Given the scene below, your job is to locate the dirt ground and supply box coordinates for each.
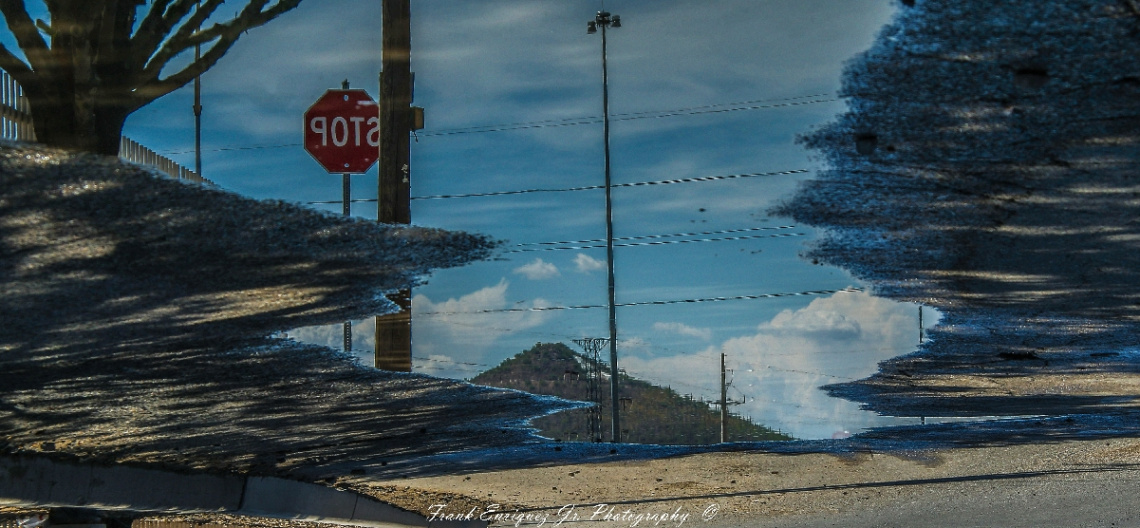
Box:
[388,439,1140,526]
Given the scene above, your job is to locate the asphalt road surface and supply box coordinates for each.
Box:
[725,465,1140,528]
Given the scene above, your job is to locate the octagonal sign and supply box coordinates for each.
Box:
[303,89,380,174]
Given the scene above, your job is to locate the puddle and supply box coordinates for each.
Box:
[287,291,946,441]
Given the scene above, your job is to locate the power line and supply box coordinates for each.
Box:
[412,363,485,373]
[410,355,493,368]
[764,365,857,381]
[417,287,864,316]
[633,372,718,395]
[513,225,796,247]
[506,231,806,253]
[425,93,832,135]
[412,168,809,200]
[162,142,299,155]
[158,93,839,155]
[421,93,836,136]
[304,168,809,204]
[419,97,838,137]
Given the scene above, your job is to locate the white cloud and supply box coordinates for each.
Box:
[621,291,939,439]
[653,321,712,341]
[284,324,343,354]
[412,279,550,353]
[574,253,605,273]
[414,354,471,378]
[620,337,650,353]
[513,258,560,280]
[285,317,376,366]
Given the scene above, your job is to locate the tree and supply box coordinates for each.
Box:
[0,0,302,155]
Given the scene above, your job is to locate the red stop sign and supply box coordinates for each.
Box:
[303,89,380,174]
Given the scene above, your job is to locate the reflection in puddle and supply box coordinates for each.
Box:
[620,290,940,439]
[287,290,943,441]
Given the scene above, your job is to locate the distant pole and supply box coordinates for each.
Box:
[587,8,622,444]
[918,304,924,344]
[375,0,413,371]
[574,338,607,442]
[720,353,728,443]
[193,0,202,177]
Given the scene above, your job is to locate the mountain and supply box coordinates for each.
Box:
[472,342,793,444]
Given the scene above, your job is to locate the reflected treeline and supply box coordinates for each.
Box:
[471,343,793,444]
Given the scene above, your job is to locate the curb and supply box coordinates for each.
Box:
[0,456,484,528]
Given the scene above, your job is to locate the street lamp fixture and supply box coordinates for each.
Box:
[587,9,622,443]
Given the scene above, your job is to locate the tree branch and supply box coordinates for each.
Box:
[0,41,34,84]
[132,0,225,84]
[97,0,143,57]
[132,0,202,70]
[131,0,303,110]
[143,0,259,75]
[0,0,51,72]
[133,0,175,47]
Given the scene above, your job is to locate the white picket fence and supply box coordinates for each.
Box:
[0,70,210,185]
[118,136,207,183]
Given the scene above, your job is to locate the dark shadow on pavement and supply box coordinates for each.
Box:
[775,1,1140,419]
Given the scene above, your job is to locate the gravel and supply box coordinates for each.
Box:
[0,141,578,479]
[774,0,1140,418]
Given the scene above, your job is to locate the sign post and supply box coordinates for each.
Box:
[304,85,380,354]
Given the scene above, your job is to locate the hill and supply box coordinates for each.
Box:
[472,342,793,444]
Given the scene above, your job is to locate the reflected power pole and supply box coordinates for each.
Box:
[716,353,745,443]
[574,338,608,442]
[721,353,728,442]
[375,0,413,371]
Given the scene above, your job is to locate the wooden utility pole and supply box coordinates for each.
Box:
[717,353,745,443]
[375,0,413,372]
[720,353,728,443]
[918,304,925,344]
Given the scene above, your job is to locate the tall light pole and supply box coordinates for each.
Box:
[587,10,621,443]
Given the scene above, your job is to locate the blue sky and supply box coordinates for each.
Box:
[9,1,939,439]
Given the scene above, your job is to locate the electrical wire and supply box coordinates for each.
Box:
[634,373,718,396]
[424,93,832,135]
[421,93,835,136]
[411,168,809,200]
[764,365,857,381]
[411,355,494,368]
[303,168,809,204]
[158,92,839,155]
[417,287,864,316]
[412,363,485,373]
[505,231,805,253]
[418,97,838,137]
[512,225,796,247]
